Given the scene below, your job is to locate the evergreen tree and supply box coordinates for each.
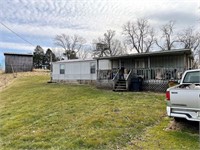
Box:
[33,45,44,68]
[44,48,57,69]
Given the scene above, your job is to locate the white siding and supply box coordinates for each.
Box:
[99,59,111,70]
[52,60,97,81]
[52,63,60,74]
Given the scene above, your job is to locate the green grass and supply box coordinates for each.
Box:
[126,117,199,149]
[0,74,199,149]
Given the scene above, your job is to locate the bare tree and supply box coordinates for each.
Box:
[110,39,127,56]
[54,34,86,59]
[77,48,90,59]
[93,30,127,57]
[156,21,178,50]
[104,30,115,55]
[51,48,65,61]
[122,18,155,53]
[178,27,200,66]
[178,27,200,53]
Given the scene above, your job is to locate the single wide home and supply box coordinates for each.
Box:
[4,53,33,73]
[52,49,194,92]
[52,59,97,84]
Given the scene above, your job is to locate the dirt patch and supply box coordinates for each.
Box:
[165,119,199,133]
[165,120,184,131]
[0,69,50,91]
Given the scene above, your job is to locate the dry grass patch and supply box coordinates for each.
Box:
[0,69,50,91]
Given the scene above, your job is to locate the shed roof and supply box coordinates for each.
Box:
[4,53,33,57]
[95,49,192,60]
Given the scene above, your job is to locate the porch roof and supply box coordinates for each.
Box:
[95,49,192,60]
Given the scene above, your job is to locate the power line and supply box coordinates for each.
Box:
[0,22,35,47]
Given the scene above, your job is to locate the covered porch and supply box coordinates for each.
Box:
[96,49,193,92]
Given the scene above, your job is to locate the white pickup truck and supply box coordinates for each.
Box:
[166,69,200,121]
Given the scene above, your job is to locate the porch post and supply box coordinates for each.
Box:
[111,59,113,70]
[184,53,187,70]
[199,50,200,67]
[119,59,121,69]
[97,59,99,80]
[148,57,151,79]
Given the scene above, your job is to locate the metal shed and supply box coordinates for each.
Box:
[4,53,33,73]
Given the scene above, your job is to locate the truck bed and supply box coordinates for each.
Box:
[166,69,200,121]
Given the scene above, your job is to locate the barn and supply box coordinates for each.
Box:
[52,59,97,84]
[4,53,33,73]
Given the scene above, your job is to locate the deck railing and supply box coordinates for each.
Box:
[97,69,118,80]
[112,69,120,90]
[131,67,185,80]
[125,70,132,90]
[97,67,185,81]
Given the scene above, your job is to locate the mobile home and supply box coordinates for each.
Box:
[52,59,97,84]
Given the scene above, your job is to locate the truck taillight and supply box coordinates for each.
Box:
[166,91,170,101]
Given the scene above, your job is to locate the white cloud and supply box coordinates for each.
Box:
[1,0,199,33]
[0,22,105,44]
[0,42,34,51]
[0,42,49,52]
[0,0,199,50]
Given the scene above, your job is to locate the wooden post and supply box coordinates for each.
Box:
[50,52,52,82]
[148,57,151,79]
[199,50,200,68]
[119,59,121,69]
[11,64,17,78]
[183,53,187,70]
[97,59,99,80]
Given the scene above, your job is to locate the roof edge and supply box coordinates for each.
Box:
[4,53,33,56]
[95,49,192,60]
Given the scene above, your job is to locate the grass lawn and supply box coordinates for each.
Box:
[0,73,199,149]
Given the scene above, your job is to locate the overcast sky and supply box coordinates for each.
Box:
[0,0,199,67]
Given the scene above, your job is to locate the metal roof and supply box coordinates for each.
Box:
[4,53,33,57]
[95,49,192,60]
[53,58,95,64]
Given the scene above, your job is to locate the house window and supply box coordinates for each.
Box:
[60,64,65,74]
[90,63,96,74]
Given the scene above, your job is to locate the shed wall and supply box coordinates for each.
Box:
[5,55,33,73]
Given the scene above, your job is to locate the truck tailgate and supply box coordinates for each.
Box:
[170,89,200,109]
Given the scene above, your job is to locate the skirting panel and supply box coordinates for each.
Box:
[142,80,169,92]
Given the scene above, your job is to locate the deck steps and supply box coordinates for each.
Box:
[113,79,127,91]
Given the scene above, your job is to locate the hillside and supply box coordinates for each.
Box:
[0,71,199,149]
